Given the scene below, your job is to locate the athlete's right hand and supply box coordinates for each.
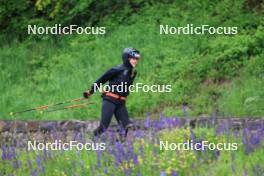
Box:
[83,90,91,98]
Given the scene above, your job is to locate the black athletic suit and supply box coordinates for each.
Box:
[89,48,139,137]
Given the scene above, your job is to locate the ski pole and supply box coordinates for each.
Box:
[10,97,87,115]
[46,102,95,112]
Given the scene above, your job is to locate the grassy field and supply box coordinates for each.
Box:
[1,0,264,120]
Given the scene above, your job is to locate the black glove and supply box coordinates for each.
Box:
[83,90,91,98]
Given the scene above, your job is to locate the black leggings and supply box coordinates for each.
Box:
[94,100,131,137]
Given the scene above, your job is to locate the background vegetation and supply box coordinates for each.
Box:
[0,0,264,119]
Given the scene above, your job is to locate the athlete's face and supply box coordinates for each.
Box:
[129,57,139,67]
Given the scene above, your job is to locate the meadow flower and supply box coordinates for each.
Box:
[144,116,151,129]
[249,132,261,146]
[5,146,16,160]
[113,150,122,165]
[135,172,141,176]
[36,155,44,173]
[242,128,252,153]
[160,170,166,176]
[127,140,134,156]
[170,170,178,176]
[31,169,38,176]
[27,158,33,169]
[104,167,108,174]
[13,160,18,169]
[96,148,101,167]
[1,145,6,160]
[133,154,139,165]
[124,168,131,176]
[139,144,144,155]
[190,129,196,141]
[215,126,222,136]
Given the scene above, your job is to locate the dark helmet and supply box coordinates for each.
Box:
[122,47,141,67]
[128,50,141,59]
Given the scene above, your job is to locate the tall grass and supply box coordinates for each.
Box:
[0,0,264,119]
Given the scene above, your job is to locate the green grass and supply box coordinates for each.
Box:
[0,0,264,119]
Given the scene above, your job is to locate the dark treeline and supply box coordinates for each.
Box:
[1,0,262,41]
[0,0,171,41]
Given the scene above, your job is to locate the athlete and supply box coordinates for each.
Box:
[83,47,141,137]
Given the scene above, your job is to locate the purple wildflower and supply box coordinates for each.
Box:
[136,172,141,176]
[144,116,151,129]
[134,130,142,138]
[160,170,166,176]
[31,169,38,176]
[190,129,196,141]
[242,128,252,153]
[216,125,222,136]
[13,160,18,169]
[36,155,44,173]
[139,145,144,156]
[1,145,6,160]
[104,167,108,174]
[127,140,134,159]
[124,168,131,176]
[133,154,139,165]
[171,170,178,176]
[96,149,101,167]
[250,132,261,146]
